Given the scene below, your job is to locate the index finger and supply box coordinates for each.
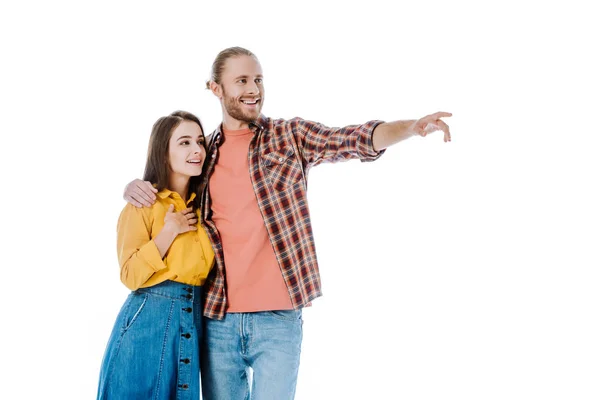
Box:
[429,111,452,120]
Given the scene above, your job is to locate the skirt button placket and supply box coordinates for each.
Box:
[177,286,194,399]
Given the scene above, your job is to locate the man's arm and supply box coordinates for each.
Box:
[372,111,452,151]
[291,118,385,168]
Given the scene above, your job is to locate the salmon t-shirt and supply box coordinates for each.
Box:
[209,127,293,312]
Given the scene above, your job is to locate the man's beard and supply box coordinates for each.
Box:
[223,88,261,124]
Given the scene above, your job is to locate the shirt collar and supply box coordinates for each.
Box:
[157,189,196,204]
[250,114,268,132]
[215,114,267,139]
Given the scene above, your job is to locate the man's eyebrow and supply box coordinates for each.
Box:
[234,74,263,80]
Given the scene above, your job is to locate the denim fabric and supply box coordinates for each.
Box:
[97,281,203,400]
[201,310,303,400]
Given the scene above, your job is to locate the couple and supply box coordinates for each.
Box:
[97,46,452,399]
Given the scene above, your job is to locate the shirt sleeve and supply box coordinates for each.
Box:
[117,204,168,291]
[290,118,386,168]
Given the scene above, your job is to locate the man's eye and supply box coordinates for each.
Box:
[238,79,246,84]
[255,78,263,84]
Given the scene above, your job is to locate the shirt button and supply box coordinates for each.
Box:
[181,358,191,364]
[182,333,191,339]
[183,307,192,313]
[278,157,283,162]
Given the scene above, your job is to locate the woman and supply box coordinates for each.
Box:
[97,111,214,399]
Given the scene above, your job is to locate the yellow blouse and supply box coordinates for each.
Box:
[117,189,214,291]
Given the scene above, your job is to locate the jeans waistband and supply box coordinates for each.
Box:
[136,280,203,303]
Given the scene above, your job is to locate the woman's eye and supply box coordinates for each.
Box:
[181,141,189,145]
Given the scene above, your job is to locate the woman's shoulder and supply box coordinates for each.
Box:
[118,201,166,224]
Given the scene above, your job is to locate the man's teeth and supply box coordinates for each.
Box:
[242,99,258,104]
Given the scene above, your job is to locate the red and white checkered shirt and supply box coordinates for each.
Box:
[200,115,385,319]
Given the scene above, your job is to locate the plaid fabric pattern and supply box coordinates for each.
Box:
[200,115,384,319]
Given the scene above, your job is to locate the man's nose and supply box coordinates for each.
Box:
[247,81,259,94]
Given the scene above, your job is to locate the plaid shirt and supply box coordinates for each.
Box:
[200,115,385,319]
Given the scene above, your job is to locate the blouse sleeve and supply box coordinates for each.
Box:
[116,204,168,290]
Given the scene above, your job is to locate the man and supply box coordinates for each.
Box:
[124,46,451,400]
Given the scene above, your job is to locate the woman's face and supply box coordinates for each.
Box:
[168,121,206,179]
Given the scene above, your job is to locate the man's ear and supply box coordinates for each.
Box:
[209,81,222,99]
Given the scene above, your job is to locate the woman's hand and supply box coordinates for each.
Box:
[164,205,198,235]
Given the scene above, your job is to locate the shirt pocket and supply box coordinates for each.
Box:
[262,146,304,191]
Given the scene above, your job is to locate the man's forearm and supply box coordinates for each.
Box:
[372,120,417,151]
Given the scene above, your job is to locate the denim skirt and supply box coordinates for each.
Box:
[97,280,203,400]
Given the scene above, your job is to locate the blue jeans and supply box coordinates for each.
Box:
[201,310,303,400]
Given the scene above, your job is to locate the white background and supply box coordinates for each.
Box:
[1,0,598,399]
